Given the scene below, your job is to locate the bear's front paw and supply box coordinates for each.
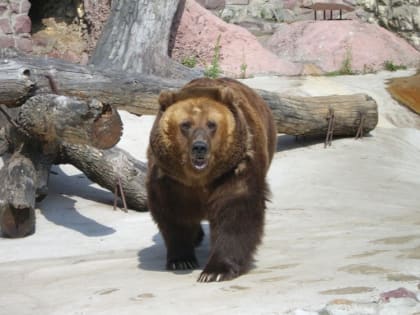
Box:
[166,257,199,270]
[197,260,240,282]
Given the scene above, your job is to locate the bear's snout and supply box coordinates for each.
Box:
[190,129,210,171]
[191,140,209,171]
[191,141,208,157]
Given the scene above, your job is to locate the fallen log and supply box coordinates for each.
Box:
[0,54,378,136]
[258,91,378,137]
[60,143,148,212]
[0,93,125,238]
[16,94,123,150]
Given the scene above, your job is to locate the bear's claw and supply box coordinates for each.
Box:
[197,272,234,282]
[167,259,198,270]
[197,259,240,282]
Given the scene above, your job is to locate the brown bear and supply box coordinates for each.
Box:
[146,77,277,282]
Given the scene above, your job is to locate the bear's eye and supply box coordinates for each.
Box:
[180,121,192,132]
[207,121,217,131]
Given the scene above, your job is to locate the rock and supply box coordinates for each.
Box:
[15,36,32,53]
[9,1,20,14]
[20,0,32,14]
[0,18,13,34]
[0,4,8,16]
[220,0,286,23]
[196,0,226,9]
[172,0,302,76]
[13,15,31,34]
[356,0,420,50]
[380,287,419,302]
[0,35,14,48]
[265,20,420,73]
[82,0,112,52]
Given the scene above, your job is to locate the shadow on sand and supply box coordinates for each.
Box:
[39,194,116,237]
[48,166,116,207]
[38,165,116,237]
[276,133,373,152]
[137,224,210,274]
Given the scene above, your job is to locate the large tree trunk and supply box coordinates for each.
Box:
[89,0,198,80]
[60,144,148,212]
[258,91,378,137]
[0,55,378,136]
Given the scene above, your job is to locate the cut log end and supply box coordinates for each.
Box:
[0,65,36,107]
[91,103,124,149]
[0,206,35,238]
[17,95,123,150]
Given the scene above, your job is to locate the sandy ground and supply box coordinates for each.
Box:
[0,70,419,315]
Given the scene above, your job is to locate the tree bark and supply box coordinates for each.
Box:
[0,151,37,238]
[0,55,378,136]
[258,90,378,137]
[89,0,199,80]
[16,94,123,150]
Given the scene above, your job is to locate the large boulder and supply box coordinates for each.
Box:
[171,0,302,77]
[265,20,420,73]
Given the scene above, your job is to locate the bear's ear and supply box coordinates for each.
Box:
[158,91,176,112]
[217,86,240,115]
[218,87,235,105]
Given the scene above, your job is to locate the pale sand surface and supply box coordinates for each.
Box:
[0,70,419,314]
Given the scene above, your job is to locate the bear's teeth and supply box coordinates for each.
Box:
[192,159,208,170]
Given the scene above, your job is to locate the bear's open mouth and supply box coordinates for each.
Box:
[191,157,208,171]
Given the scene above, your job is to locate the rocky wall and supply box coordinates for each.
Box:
[356,0,420,50]
[0,0,32,53]
[0,0,111,63]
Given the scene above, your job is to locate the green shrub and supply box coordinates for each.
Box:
[326,47,354,76]
[338,48,353,75]
[383,60,407,72]
[204,34,222,79]
[181,56,197,68]
[240,62,247,79]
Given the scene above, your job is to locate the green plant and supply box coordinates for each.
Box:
[181,55,197,68]
[240,62,248,79]
[204,34,222,79]
[325,47,354,76]
[383,60,407,72]
[338,47,353,75]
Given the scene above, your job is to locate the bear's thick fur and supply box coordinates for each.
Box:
[146,78,277,282]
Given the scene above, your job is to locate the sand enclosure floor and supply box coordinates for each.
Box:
[0,70,419,314]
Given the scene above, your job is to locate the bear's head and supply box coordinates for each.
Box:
[150,86,248,186]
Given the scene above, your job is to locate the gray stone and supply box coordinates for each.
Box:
[15,36,32,52]
[226,0,249,4]
[0,18,12,34]
[0,4,8,17]
[0,35,14,48]
[412,6,420,29]
[196,0,226,9]
[9,1,20,14]
[13,14,31,34]
[20,0,32,15]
